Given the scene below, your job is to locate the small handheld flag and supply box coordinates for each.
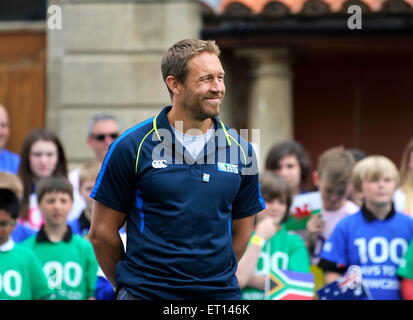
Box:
[285,192,323,231]
[317,265,372,300]
[266,268,315,300]
[284,206,321,231]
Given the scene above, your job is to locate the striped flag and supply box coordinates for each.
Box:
[266,269,315,300]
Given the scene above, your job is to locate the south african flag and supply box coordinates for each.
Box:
[266,269,315,300]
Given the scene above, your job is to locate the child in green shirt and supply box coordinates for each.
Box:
[236,171,310,300]
[0,188,51,300]
[23,177,98,300]
[398,238,413,300]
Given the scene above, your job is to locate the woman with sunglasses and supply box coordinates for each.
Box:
[18,128,84,231]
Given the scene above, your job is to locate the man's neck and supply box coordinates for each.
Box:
[167,106,213,135]
[365,201,392,220]
[44,224,68,242]
[84,208,92,222]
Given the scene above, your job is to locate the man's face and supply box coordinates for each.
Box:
[179,52,225,121]
[79,180,95,210]
[0,210,16,245]
[361,175,397,207]
[39,191,73,228]
[0,106,10,149]
[87,120,119,161]
[319,178,350,211]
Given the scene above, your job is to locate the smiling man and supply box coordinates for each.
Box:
[90,39,264,300]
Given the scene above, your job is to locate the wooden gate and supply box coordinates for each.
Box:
[0,30,46,154]
[294,49,413,169]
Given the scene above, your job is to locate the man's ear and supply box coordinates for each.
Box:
[86,136,93,147]
[165,76,182,96]
[312,170,320,187]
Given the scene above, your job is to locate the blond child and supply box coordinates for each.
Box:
[319,156,413,300]
[69,160,102,237]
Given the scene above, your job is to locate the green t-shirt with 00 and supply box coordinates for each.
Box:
[241,226,310,300]
[0,243,51,300]
[23,234,98,300]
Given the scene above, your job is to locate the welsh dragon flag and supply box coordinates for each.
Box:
[284,191,322,231]
[266,269,315,300]
[284,206,321,231]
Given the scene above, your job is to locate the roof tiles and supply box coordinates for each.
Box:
[199,0,413,14]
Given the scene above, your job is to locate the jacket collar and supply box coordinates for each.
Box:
[361,203,396,222]
[79,210,91,231]
[0,238,14,252]
[153,105,232,149]
[36,225,73,243]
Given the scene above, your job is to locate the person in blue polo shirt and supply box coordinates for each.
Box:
[89,39,264,300]
[0,104,20,174]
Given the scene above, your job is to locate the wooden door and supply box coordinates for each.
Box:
[293,51,413,170]
[0,31,46,154]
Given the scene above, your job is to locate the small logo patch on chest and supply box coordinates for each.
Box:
[217,162,239,174]
[152,160,167,169]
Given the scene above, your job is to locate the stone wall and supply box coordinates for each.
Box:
[47,0,202,169]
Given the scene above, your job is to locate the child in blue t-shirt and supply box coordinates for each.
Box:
[318,155,413,300]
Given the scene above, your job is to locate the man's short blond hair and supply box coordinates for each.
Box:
[352,155,399,192]
[161,39,221,98]
[79,160,102,187]
[0,172,23,200]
